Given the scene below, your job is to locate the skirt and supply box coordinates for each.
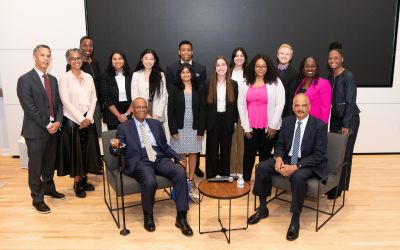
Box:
[57,116,102,177]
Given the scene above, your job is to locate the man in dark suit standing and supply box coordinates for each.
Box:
[110,97,193,236]
[247,94,328,241]
[17,44,65,214]
[166,40,207,177]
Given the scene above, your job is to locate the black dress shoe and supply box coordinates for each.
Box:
[32,201,51,214]
[286,223,300,241]
[44,191,66,200]
[248,208,269,225]
[144,214,156,232]
[81,177,95,192]
[194,167,204,178]
[175,217,193,236]
[74,180,86,198]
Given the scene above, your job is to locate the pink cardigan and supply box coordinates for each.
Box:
[295,77,332,123]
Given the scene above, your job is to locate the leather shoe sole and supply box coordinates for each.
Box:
[286,224,300,241]
[32,201,51,214]
[45,191,66,200]
[248,208,269,225]
[175,219,193,236]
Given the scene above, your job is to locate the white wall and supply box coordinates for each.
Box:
[0,0,399,155]
[0,0,86,155]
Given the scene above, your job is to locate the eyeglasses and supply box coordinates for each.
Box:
[255,65,267,69]
[69,57,83,62]
[134,106,148,110]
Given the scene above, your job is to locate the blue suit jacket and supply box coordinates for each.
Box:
[115,118,181,177]
[275,115,328,178]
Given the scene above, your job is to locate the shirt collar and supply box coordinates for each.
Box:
[34,67,46,78]
[296,115,309,125]
[134,117,147,128]
[181,59,193,65]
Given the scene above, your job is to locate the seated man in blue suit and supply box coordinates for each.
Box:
[110,97,192,236]
[247,94,328,241]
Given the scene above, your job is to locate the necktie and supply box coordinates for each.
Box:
[140,124,157,162]
[43,74,55,117]
[291,121,302,165]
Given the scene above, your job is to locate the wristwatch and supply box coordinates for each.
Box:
[296,164,302,169]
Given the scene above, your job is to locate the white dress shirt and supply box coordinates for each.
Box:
[115,72,128,102]
[288,115,309,158]
[134,118,157,148]
[217,82,226,112]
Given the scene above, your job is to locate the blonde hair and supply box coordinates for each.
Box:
[278,43,293,52]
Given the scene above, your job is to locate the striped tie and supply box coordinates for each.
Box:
[140,124,157,162]
[290,121,302,165]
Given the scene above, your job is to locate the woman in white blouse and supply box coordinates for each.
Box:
[131,49,167,121]
[229,47,248,176]
[57,48,102,198]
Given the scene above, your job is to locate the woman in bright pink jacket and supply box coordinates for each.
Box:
[295,56,331,123]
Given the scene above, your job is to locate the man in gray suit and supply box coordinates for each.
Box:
[17,44,65,213]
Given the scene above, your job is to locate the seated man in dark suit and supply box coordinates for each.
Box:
[248,94,328,241]
[110,97,193,236]
[166,40,207,178]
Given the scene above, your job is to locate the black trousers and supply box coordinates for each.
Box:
[133,153,188,214]
[25,132,59,202]
[243,128,279,181]
[252,158,316,213]
[205,112,233,178]
[327,114,360,196]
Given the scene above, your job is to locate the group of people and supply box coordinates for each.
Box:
[17,36,360,239]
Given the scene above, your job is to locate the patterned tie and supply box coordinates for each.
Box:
[291,121,302,165]
[140,124,157,162]
[43,74,54,117]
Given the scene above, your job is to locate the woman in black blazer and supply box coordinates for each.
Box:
[206,56,238,178]
[168,63,206,202]
[101,50,132,130]
[326,42,360,199]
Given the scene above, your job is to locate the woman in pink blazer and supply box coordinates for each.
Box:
[295,56,331,123]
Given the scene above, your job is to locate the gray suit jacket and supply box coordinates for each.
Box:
[17,69,63,139]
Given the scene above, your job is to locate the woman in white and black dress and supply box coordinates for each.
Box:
[168,63,206,202]
[101,50,132,130]
[57,48,102,198]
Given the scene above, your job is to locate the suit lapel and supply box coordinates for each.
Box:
[31,69,47,98]
[130,120,142,148]
[287,116,296,150]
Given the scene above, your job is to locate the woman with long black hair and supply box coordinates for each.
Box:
[131,49,168,122]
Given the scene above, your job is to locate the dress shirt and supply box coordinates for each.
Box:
[288,115,309,158]
[134,117,157,148]
[231,69,246,87]
[115,72,128,102]
[217,82,226,112]
[180,59,193,65]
